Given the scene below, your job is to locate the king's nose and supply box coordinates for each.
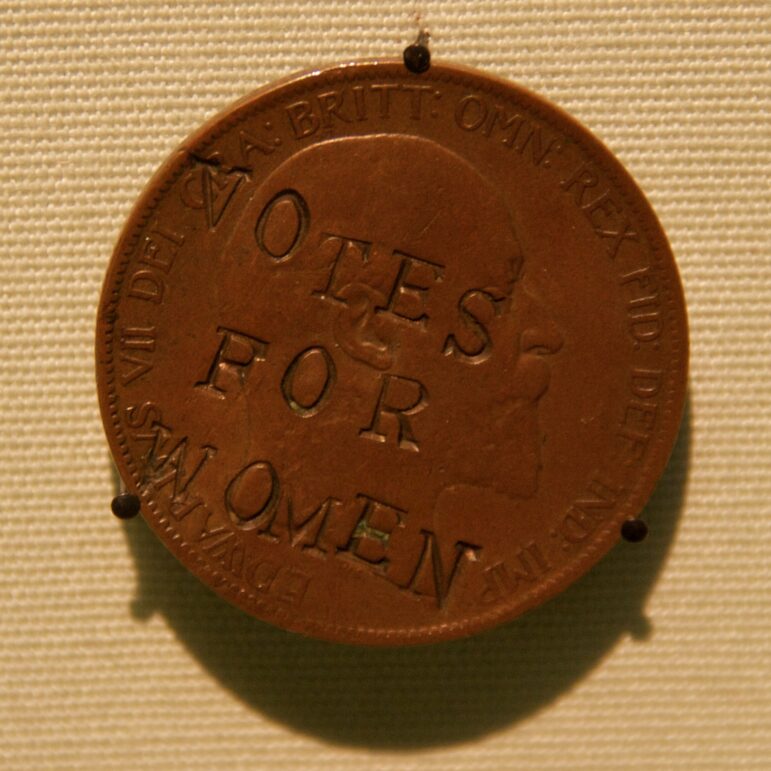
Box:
[517,286,564,355]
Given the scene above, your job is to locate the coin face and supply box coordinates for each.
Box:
[96,60,688,645]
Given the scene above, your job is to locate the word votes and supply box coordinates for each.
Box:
[255,188,502,352]
[194,188,507,453]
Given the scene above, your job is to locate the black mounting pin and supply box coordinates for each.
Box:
[403,31,431,74]
[110,466,141,519]
[621,518,649,543]
[111,471,141,522]
[111,492,141,520]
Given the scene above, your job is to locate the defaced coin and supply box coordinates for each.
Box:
[96,60,688,644]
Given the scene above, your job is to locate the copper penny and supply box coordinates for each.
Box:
[96,60,688,645]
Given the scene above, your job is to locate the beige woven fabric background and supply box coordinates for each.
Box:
[1,1,769,769]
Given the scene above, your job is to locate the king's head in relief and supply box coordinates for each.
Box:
[219,133,564,512]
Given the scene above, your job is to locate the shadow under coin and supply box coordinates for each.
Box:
[122,396,690,749]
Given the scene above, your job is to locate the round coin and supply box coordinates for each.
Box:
[96,60,688,645]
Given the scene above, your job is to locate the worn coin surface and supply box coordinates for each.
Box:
[96,60,688,645]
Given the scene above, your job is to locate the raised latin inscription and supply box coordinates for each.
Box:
[454,94,563,167]
[238,126,282,163]
[615,368,663,466]
[479,542,551,605]
[554,477,623,546]
[126,223,185,306]
[560,162,640,261]
[119,325,155,386]
[620,266,662,346]
[284,83,443,139]
[194,505,311,606]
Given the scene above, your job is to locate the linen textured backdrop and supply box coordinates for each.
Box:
[1,1,769,769]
